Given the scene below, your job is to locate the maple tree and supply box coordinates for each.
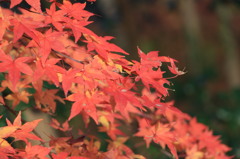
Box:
[0,0,232,158]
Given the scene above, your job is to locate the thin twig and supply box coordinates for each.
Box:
[54,51,85,64]
[161,149,174,158]
[3,103,18,116]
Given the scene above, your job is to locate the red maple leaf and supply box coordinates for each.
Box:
[18,143,51,159]
[10,10,44,43]
[85,35,128,60]
[135,119,178,159]
[168,58,185,75]
[0,50,33,88]
[62,68,79,96]
[65,19,94,43]
[10,0,41,12]
[45,3,65,31]
[29,29,66,63]
[60,1,93,20]
[67,91,101,123]
[33,58,65,87]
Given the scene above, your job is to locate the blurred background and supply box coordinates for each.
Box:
[83,0,240,157]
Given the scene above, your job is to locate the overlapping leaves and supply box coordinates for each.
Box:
[0,0,232,158]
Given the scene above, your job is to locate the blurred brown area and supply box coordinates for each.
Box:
[85,0,240,157]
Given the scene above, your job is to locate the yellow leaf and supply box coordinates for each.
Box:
[186,151,204,159]
[113,137,128,148]
[0,126,18,138]
[0,138,11,148]
[99,116,109,129]
[132,154,146,159]
[115,64,122,73]
[94,140,101,150]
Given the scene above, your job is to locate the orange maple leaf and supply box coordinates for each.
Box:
[6,112,43,143]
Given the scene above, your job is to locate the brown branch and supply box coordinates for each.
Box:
[134,112,154,121]
[3,103,18,117]
[160,149,174,158]
[54,51,85,64]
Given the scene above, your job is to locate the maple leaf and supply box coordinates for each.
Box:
[135,118,155,148]
[132,52,171,97]
[132,61,169,97]
[29,29,66,63]
[102,80,143,119]
[50,119,72,132]
[153,123,178,159]
[9,0,21,9]
[65,19,94,43]
[133,48,184,97]
[5,90,31,107]
[168,58,185,76]
[5,112,42,142]
[99,121,125,140]
[45,3,65,31]
[0,138,15,158]
[18,143,51,159]
[10,10,44,43]
[85,35,128,60]
[0,50,33,88]
[1,78,32,104]
[0,126,19,139]
[198,130,231,157]
[34,89,65,113]
[10,0,41,12]
[61,68,79,96]
[188,118,207,138]
[67,91,102,123]
[135,119,178,159]
[138,48,162,68]
[33,58,65,87]
[60,1,93,20]
[49,136,72,154]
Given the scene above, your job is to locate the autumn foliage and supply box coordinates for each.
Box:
[0,0,231,158]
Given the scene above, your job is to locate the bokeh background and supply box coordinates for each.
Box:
[83,0,240,157]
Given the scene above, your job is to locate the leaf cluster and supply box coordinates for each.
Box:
[0,0,232,158]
